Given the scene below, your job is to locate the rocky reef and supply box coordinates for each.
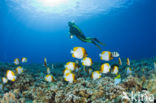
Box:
[0,57,155,103]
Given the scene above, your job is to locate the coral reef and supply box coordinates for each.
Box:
[141,74,156,99]
[0,57,156,102]
[10,73,34,91]
[0,90,25,103]
[27,77,125,103]
[120,74,156,102]
[120,76,142,92]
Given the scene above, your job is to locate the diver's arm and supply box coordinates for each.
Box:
[69,29,74,39]
[70,33,74,39]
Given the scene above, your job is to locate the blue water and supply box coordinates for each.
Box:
[0,0,156,63]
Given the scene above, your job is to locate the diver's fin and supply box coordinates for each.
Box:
[92,41,102,51]
[98,42,105,46]
[93,38,105,46]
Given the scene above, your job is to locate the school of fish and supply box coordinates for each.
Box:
[0,47,135,89]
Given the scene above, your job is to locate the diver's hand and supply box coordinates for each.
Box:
[70,35,73,39]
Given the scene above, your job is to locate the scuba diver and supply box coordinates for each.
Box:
[68,21,105,50]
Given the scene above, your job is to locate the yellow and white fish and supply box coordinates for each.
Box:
[81,57,93,67]
[112,65,119,75]
[111,52,120,57]
[2,77,8,84]
[91,71,101,80]
[64,62,76,71]
[114,74,121,85]
[21,57,27,63]
[71,47,87,59]
[6,70,16,82]
[45,74,54,82]
[118,57,122,65]
[127,58,130,66]
[63,68,72,77]
[99,51,113,61]
[47,67,51,74]
[100,63,111,73]
[14,58,20,65]
[64,72,75,83]
[44,57,47,67]
[16,66,23,74]
[126,67,132,75]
